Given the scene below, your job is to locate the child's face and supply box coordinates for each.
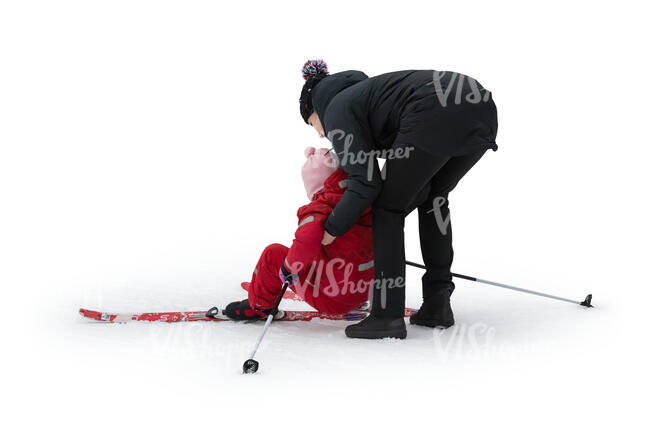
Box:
[308,112,325,138]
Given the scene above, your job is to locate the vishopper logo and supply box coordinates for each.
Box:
[147,323,267,362]
[374,275,405,311]
[431,322,497,361]
[290,257,375,298]
[425,71,492,107]
[426,196,451,235]
[326,128,415,181]
[289,257,404,312]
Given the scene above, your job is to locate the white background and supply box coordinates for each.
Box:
[1,0,648,427]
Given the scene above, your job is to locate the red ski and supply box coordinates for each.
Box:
[79,282,417,324]
[79,308,222,323]
[78,307,373,323]
[79,306,416,324]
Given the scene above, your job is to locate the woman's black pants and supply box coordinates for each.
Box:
[370,147,487,317]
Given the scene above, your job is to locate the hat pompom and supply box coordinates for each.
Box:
[301,59,329,80]
[304,146,316,158]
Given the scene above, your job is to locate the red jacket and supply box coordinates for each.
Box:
[284,168,374,314]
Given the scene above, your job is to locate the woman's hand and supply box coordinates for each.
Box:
[321,230,336,245]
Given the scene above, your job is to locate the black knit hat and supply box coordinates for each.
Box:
[299,59,329,123]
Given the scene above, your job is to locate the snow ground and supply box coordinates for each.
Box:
[3,1,649,427]
[4,258,644,428]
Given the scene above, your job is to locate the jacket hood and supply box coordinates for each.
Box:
[311,70,368,121]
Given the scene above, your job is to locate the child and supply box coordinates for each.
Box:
[224,147,374,320]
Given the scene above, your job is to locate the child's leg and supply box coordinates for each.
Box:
[247,243,290,310]
[247,244,368,315]
[301,280,371,315]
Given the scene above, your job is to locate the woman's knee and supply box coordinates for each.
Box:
[373,189,421,214]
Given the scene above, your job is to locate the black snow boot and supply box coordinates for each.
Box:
[345,315,407,339]
[410,292,455,328]
[223,299,271,321]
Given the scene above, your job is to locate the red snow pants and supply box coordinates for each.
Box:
[247,243,369,314]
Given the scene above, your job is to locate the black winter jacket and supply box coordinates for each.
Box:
[312,69,498,237]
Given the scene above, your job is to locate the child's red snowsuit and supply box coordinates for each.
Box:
[247,168,374,314]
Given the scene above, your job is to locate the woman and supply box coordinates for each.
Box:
[298,60,498,339]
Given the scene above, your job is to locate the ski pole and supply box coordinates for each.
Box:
[242,280,290,374]
[405,260,593,307]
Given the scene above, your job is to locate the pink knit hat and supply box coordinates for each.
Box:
[301,146,339,199]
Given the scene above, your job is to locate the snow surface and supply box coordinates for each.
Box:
[7,259,642,429]
[2,1,649,427]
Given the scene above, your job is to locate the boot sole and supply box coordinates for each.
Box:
[345,328,407,340]
[410,318,454,329]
